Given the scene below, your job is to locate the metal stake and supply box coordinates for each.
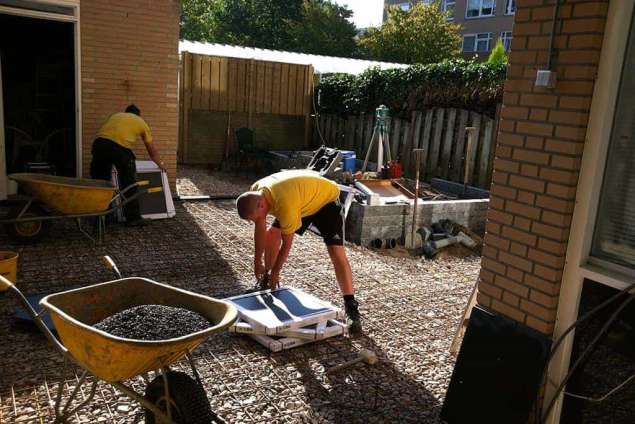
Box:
[410,149,424,249]
[463,127,477,198]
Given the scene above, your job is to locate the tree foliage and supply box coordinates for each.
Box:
[180,0,358,57]
[487,39,508,65]
[317,60,506,117]
[358,2,462,64]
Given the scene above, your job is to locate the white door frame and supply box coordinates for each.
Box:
[0,0,82,196]
[544,1,635,423]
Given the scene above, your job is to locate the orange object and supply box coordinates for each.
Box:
[385,161,403,179]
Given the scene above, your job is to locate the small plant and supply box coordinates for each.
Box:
[487,39,508,66]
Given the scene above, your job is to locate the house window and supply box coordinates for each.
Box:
[505,0,516,15]
[591,25,635,270]
[500,31,513,51]
[463,33,492,52]
[466,0,496,18]
[397,2,410,11]
[443,0,456,19]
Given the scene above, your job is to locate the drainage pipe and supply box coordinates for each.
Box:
[385,238,397,249]
[370,239,383,249]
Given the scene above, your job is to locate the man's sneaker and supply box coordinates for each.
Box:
[345,299,362,335]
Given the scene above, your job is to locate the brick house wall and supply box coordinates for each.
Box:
[80,0,180,188]
[477,0,609,335]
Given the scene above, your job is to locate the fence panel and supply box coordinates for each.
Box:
[313,107,499,189]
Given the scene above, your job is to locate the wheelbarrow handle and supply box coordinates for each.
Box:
[0,274,14,291]
[102,256,123,279]
[0,274,69,356]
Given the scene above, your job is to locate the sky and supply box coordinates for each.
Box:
[333,0,384,29]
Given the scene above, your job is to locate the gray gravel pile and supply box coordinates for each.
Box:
[93,305,210,340]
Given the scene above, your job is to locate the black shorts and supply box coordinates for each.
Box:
[273,201,344,246]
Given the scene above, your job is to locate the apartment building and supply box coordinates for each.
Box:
[383,0,516,59]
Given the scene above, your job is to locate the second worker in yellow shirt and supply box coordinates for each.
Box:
[90,104,167,226]
[236,170,362,334]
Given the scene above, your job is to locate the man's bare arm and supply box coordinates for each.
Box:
[270,233,293,286]
[143,140,167,171]
[254,217,267,278]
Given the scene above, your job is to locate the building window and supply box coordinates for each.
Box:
[500,31,513,51]
[443,0,456,19]
[591,24,635,270]
[466,0,496,18]
[463,33,492,52]
[397,2,410,11]
[505,0,516,15]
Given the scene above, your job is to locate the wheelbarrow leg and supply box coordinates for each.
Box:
[75,218,97,243]
[186,351,203,387]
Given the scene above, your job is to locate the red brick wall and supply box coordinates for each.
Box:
[477,0,609,334]
[80,0,180,187]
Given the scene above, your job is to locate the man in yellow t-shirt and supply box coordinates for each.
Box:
[90,104,166,226]
[236,170,362,334]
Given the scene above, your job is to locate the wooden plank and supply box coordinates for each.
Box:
[399,122,411,166]
[487,103,502,187]
[270,63,281,115]
[390,117,401,159]
[191,54,202,109]
[227,59,236,112]
[219,58,229,111]
[344,115,355,149]
[263,62,273,114]
[210,57,221,110]
[428,108,445,179]
[304,66,313,116]
[440,109,457,179]
[295,66,306,115]
[418,109,433,174]
[363,115,374,165]
[248,59,255,127]
[256,61,266,114]
[468,112,482,185]
[200,56,211,110]
[354,114,365,155]
[324,115,332,144]
[477,117,494,188]
[401,111,416,174]
[451,110,469,182]
[183,52,192,163]
[287,66,298,116]
[279,63,289,115]
[408,112,423,176]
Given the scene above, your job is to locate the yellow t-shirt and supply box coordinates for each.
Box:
[96,112,152,149]
[251,170,340,235]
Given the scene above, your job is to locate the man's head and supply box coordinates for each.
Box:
[125,104,141,116]
[236,191,268,222]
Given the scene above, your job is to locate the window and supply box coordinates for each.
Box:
[466,0,496,18]
[505,0,516,15]
[500,31,513,51]
[463,33,492,52]
[442,0,456,19]
[591,23,635,270]
[397,2,410,11]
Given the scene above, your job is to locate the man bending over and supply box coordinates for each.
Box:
[236,170,361,334]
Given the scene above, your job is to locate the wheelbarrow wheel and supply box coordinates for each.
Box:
[4,204,51,244]
[144,371,218,424]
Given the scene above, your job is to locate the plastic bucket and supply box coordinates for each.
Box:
[341,150,356,172]
[0,251,18,290]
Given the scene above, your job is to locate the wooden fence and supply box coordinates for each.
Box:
[179,51,314,163]
[314,108,499,189]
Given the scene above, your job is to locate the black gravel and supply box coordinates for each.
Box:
[93,305,211,340]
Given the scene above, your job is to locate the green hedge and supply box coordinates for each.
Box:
[316,60,506,118]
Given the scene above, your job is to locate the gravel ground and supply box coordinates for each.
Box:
[0,182,480,423]
[93,305,210,341]
[176,165,256,197]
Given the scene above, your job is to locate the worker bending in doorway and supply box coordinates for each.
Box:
[90,104,166,226]
[236,170,362,334]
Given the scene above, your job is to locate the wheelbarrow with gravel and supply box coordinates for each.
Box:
[0,173,163,243]
[0,256,238,423]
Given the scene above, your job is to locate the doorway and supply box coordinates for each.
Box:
[0,11,77,191]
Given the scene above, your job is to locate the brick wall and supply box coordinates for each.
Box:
[80,0,180,187]
[477,0,609,335]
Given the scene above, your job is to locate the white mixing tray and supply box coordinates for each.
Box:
[225,287,345,336]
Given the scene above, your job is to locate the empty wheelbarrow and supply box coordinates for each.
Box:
[0,257,238,423]
[1,173,162,243]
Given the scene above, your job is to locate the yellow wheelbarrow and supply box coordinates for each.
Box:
[0,173,163,243]
[0,256,238,423]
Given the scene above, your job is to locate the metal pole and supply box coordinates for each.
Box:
[410,149,424,248]
[377,127,384,175]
